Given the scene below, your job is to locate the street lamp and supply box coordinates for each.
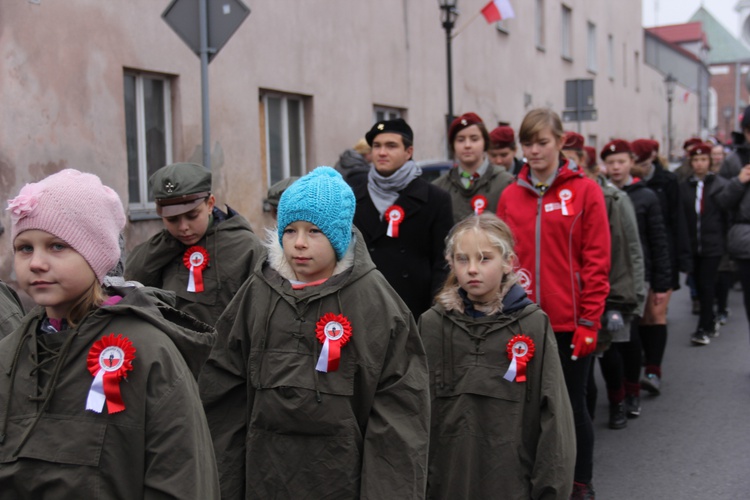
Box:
[723,106,733,143]
[439,0,459,132]
[665,73,677,162]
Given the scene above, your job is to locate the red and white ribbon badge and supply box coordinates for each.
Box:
[183,246,209,292]
[471,195,488,215]
[86,333,136,414]
[385,205,405,238]
[557,187,575,216]
[503,334,535,383]
[315,313,353,372]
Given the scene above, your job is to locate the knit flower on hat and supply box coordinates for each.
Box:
[7,183,44,223]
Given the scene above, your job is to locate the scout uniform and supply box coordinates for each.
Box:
[420,283,575,499]
[200,167,430,499]
[433,113,514,223]
[0,287,220,498]
[125,163,264,326]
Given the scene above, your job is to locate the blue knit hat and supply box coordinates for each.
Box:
[277,167,355,260]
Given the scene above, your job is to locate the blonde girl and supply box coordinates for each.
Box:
[419,213,575,499]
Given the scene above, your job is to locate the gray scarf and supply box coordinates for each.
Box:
[367,160,422,218]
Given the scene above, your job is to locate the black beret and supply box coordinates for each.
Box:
[365,118,414,146]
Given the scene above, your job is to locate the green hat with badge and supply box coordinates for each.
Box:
[149,163,212,217]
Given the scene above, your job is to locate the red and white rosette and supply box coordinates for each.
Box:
[183,246,209,292]
[86,333,136,414]
[503,334,535,383]
[471,195,488,215]
[385,205,405,238]
[315,313,353,372]
[557,187,575,216]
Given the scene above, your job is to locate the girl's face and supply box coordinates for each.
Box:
[521,127,563,179]
[14,229,97,320]
[691,154,711,178]
[453,125,486,170]
[162,196,215,246]
[451,230,510,304]
[282,221,337,283]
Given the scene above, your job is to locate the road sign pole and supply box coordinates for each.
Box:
[199,0,210,169]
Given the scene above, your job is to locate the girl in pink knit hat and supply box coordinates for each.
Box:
[0,169,220,498]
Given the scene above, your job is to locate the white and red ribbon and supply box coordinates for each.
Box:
[315,313,353,372]
[557,187,575,216]
[86,333,135,413]
[471,194,488,215]
[183,246,209,292]
[503,334,535,383]
[385,205,405,238]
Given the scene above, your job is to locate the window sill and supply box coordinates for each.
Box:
[562,55,573,63]
[128,207,161,221]
[587,68,598,76]
[536,45,546,53]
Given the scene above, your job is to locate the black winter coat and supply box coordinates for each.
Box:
[680,174,729,258]
[353,178,453,318]
[643,162,692,288]
[623,181,672,293]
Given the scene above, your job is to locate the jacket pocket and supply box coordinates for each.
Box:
[432,365,523,438]
[0,414,106,466]
[249,349,357,436]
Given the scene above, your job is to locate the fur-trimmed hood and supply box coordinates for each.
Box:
[263,227,357,282]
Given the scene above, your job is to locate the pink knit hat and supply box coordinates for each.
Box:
[7,169,126,283]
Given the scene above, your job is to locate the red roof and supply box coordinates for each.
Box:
[646,22,710,49]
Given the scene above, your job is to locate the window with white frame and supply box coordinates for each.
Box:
[607,34,615,80]
[373,106,402,123]
[587,22,597,72]
[561,5,572,60]
[535,0,545,50]
[263,92,307,186]
[124,71,173,214]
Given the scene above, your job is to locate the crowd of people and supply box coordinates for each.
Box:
[1,105,749,499]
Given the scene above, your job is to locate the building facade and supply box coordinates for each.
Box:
[0,0,698,284]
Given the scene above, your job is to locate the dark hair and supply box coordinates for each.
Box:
[449,122,490,155]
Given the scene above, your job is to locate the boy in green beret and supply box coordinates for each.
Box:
[125,163,263,326]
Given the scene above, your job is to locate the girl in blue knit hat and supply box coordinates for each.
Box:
[199,166,430,499]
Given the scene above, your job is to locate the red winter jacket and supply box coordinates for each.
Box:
[496,160,611,332]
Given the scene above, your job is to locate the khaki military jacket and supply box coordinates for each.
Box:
[125,207,263,326]
[433,159,514,223]
[0,287,220,499]
[199,229,430,499]
[419,284,575,500]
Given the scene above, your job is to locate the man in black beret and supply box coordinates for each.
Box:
[352,119,453,318]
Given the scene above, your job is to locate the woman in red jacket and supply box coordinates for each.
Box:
[496,108,610,499]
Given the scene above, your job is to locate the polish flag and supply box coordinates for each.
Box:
[481,0,515,23]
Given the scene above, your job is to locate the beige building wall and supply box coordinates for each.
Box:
[0,0,697,284]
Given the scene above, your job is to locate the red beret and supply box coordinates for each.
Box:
[630,139,654,163]
[562,131,585,151]
[649,139,660,153]
[600,139,633,161]
[489,126,515,148]
[449,112,484,144]
[688,142,712,157]
[584,146,597,168]
[683,137,702,150]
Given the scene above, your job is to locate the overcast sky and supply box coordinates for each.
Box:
[642,0,740,37]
